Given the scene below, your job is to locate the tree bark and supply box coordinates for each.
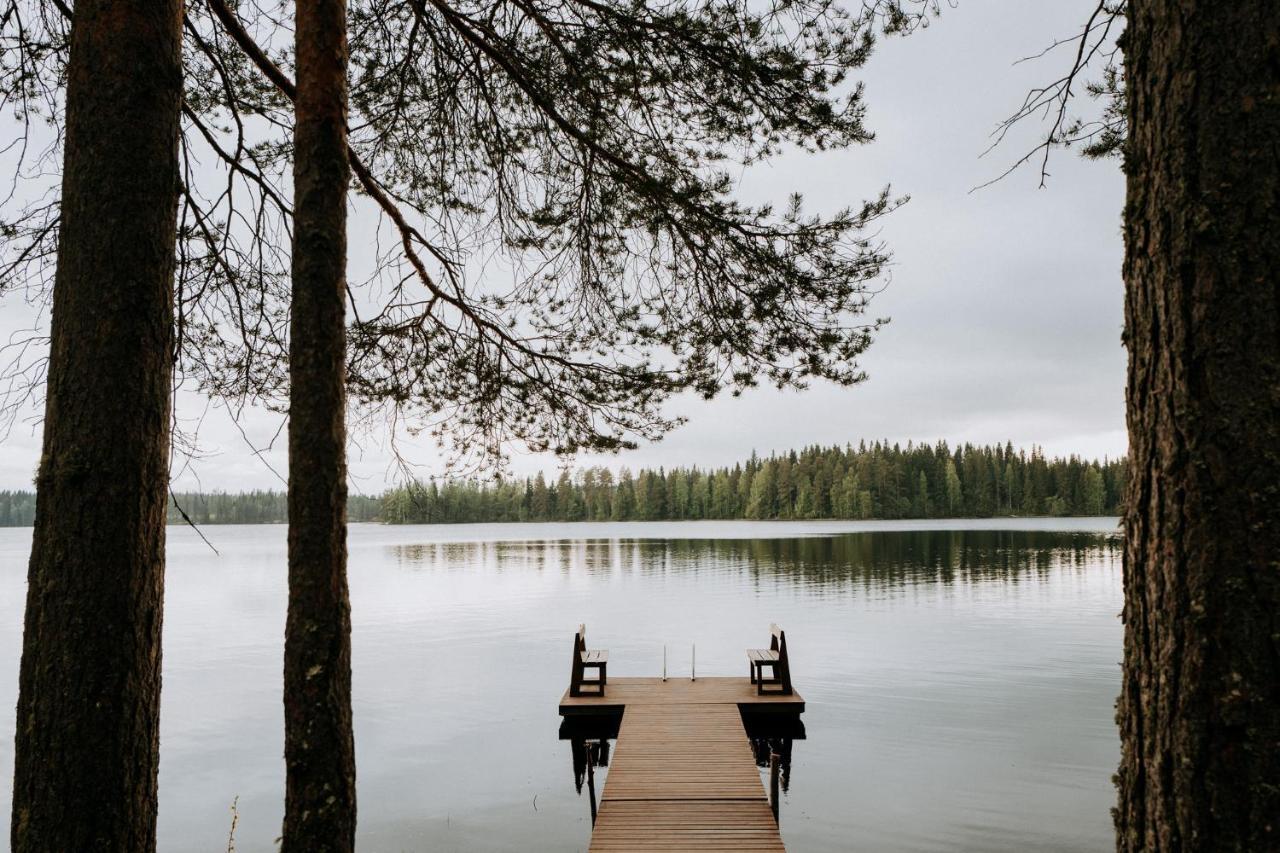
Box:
[1117,2,1280,850]
[9,1,182,850]
[281,0,356,849]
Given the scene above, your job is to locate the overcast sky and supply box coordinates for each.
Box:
[0,1,1126,494]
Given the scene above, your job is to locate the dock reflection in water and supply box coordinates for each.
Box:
[746,712,807,798]
[561,711,621,826]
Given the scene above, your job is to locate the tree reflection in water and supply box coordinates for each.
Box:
[393,529,1122,596]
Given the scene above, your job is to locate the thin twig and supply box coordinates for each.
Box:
[169,489,220,555]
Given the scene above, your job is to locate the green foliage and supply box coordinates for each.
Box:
[0,491,385,527]
[162,492,382,525]
[1,0,957,470]
[0,490,37,526]
[384,440,1126,523]
[0,442,1124,527]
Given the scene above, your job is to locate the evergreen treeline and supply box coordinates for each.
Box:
[166,491,382,525]
[0,491,382,527]
[0,490,37,526]
[0,442,1125,527]
[382,441,1126,524]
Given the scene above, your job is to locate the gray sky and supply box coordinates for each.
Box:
[0,0,1126,493]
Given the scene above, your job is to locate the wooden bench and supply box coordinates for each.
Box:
[747,624,792,696]
[570,624,609,697]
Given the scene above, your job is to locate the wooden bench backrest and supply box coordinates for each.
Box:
[774,626,791,692]
[572,625,587,683]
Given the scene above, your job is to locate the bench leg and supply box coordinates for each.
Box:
[756,662,781,695]
[578,663,606,696]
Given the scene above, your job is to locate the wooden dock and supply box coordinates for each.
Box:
[559,676,805,715]
[559,677,804,851]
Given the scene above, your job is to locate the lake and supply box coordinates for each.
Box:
[0,518,1123,852]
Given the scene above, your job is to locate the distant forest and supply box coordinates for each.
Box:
[388,441,1124,524]
[0,490,382,527]
[0,441,1125,527]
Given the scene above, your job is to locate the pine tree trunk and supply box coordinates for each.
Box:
[281,0,356,849]
[9,1,182,850]
[1116,2,1280,849]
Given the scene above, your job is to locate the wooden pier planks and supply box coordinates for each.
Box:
[588,701,785,852]
[590,802,786,851]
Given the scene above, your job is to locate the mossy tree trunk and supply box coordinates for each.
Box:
[1116,2,1280,849]
[9,1,182,850]
[281,0,356,849]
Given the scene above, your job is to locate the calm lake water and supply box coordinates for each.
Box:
[0,518,1122,852]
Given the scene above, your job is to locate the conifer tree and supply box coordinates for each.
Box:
[380,442,1125,523]
[8,2,181,848]
[1113,3,1280,845]
[281,0,356,846]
